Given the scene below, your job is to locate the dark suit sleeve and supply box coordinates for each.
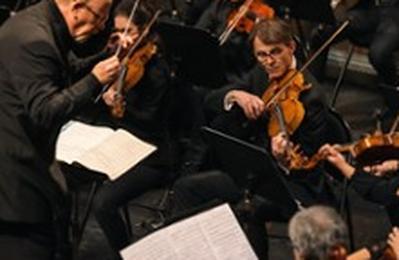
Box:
[351,171,399,206]
[68,50,109,81]
[10,39,102,130]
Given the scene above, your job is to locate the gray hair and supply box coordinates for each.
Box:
[288,206,348,260]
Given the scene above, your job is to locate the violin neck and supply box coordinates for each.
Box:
[273,104,289,137]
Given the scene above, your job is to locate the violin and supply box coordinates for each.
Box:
[108,10,161,118]
[227,0,274,34]
[290,130,399,171]
[219,0,274,45]
[262,69,311,137]
[110,41,157,118]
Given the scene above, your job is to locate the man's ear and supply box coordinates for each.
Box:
[288,40,296,54]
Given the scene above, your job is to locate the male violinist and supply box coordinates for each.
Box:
[172,18,335,260]
[0,0,121,259]
[90,0,176,257]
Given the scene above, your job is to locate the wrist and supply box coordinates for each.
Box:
[338,163,355,179]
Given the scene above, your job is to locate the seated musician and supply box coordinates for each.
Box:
[196,0,274,80]
[312,0,399,117]
[90,0,176,257]
[289,205,399,260]
[319,144,399,226]
[289,206,348,260]
[172,18,336,260]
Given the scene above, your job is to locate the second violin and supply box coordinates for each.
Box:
[106,9,161,118]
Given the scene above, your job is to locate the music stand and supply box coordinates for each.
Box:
[201,127,298,217]
[155,22,226,88]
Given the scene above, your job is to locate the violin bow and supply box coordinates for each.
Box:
[219,0,254,46]
[389,112,399,135]
[114,0,141,58]
[94,0,141,103]
[265,20,350,109]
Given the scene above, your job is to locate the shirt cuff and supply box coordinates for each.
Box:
[224,91,236,111]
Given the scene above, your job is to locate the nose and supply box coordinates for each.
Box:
[262,55,275,66]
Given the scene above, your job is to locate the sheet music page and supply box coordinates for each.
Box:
[121,204,258,260]
[56,121,115,164]
[77,129,156,180]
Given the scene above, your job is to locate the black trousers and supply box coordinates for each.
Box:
[93,164,169,253]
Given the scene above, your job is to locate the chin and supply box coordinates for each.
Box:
[268,70,285,80]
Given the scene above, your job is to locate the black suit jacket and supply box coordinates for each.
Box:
[0,0,102,223]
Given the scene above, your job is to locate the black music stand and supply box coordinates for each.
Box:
[201,127,298,217]
[155,22,226,88]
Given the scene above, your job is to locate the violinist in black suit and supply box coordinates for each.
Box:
[173,18,336,260]
[0,0,121,259]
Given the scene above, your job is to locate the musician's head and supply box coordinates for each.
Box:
[289,206,348,260]
[250,18,296,80]
[56,0,112,43]
[109,0,153,48]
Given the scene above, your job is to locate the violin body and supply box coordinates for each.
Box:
[262,70,311,137]
[227,0,274,34]
[293,132,399,171]
[110,41,157,118]
[350,132,399,166]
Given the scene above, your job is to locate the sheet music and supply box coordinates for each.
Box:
[121,204,258,260]
[56,121,115,164]
[56,121,157,180]
[77,129,156,180]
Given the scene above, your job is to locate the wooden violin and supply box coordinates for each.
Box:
[219,0,274,45]
[290,112,399,170]
[110,40,157,118]
[109,10,161,118]
[289,131,399,171]
[262,69,311,137]
[227,0,274,34]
